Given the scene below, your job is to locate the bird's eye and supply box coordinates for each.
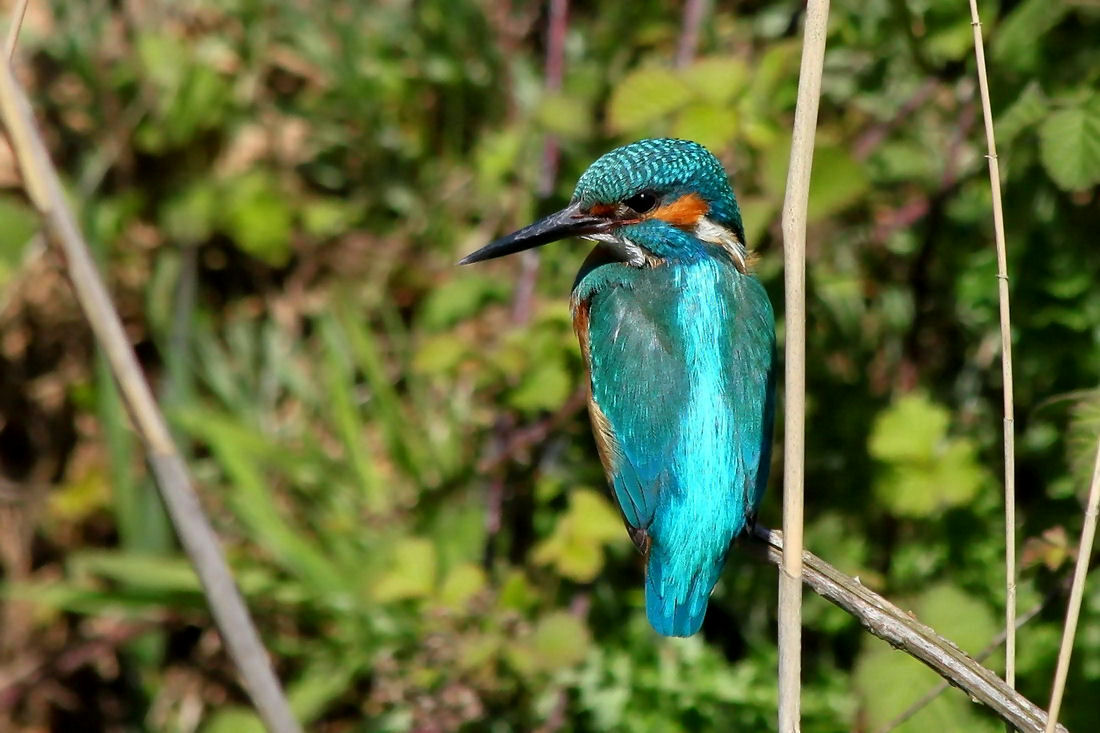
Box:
[622,191,658,214]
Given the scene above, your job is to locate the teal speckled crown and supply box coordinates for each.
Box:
[572,138,744,241]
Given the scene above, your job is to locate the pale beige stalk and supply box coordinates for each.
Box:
[1044,437,1100,732]
[967,0,1018,690]
[0,17,301,733]
[779,1,830,730]
[4,0,28,59]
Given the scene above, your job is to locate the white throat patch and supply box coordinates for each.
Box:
[583,232,647,267]
[693,216,748,273]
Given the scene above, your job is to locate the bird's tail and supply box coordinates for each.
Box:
[644,546,724,637]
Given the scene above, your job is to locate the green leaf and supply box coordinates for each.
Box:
[738,196,777,246]
[997,82,1047,147]
[807,145,869,221]
[221,171,295,266]
[854,640,1000,733]
[508,358,571,412]
[869,393,950,463]
[1039,95,1100,191]
[680,56,749,105]
[136,32,188,90]
[869,394,988,518]
[531,611,590,670]
[302,198,356,238]
[418,274,510,332]
[69,551,201,595]
[672,103,738,153]
[0,195,38,288]
[373,537,437,602]
[763,139,868,221]
[202,707,265,733]
[533,489,626,582]
[924,18,974,65]
[175,409,347,593]
[475,126,524,191]
[992,0,1070,72]
[570,490,627,543]
[607,67,692,134]
[412,333,469,375]
[437,562,487,609]
[288,661,358,724]
[537,92,592,139]
[914,584,996,657]
[161,182,218,244]
[1068,390,1100,490]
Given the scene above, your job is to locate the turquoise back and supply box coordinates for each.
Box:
[572,242,775,636]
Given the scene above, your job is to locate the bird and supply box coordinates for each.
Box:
[460,138,775,637]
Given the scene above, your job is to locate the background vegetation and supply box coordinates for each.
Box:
[0,0,1098,730]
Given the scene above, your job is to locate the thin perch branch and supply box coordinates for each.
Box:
[0,41,301,733]
[1044,436,1100,732]
[779,1,830,729]
[748,526,1067,733]
[967,0,1018,691]
[878,597,1048,733]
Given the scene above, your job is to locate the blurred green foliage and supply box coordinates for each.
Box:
[0,0,1099,731]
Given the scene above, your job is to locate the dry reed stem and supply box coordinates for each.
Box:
[779,1,830,729]
[3,0,28,60]
[749,526,1067,733]
[0,36,301,733]
[1044,437,1100,732]
[967,0,1018,690]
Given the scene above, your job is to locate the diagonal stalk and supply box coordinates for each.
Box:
[0,27,301,733]
[4,0,28,60]
[1044,436,1100,732]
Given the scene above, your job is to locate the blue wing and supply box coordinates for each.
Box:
[575,256,775,538]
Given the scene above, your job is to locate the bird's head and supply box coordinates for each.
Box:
[460,138,748,270]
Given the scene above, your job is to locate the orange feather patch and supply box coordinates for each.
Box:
[652,192,709,227]
[572,298,592,363]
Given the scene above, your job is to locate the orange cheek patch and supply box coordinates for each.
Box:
[652,192,709,227]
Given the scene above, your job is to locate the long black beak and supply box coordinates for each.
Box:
[459,201,611,265]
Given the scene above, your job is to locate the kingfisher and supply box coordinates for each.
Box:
[461,138,775,636]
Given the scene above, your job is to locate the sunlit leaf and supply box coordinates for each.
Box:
[537,92,592,139]
[221,171,295,266]
[418,274,511,332]
[438,562,487,609]
[533,489,626,582]
[869,393,949,463]
[681,56,749,105]
[373,537,437,602]
[1039,95,1100,192]
[508,358,572,412]
[672,103,738,152]
[869,394,988,518]
[809,148,867,220]
[607,67,692,134]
